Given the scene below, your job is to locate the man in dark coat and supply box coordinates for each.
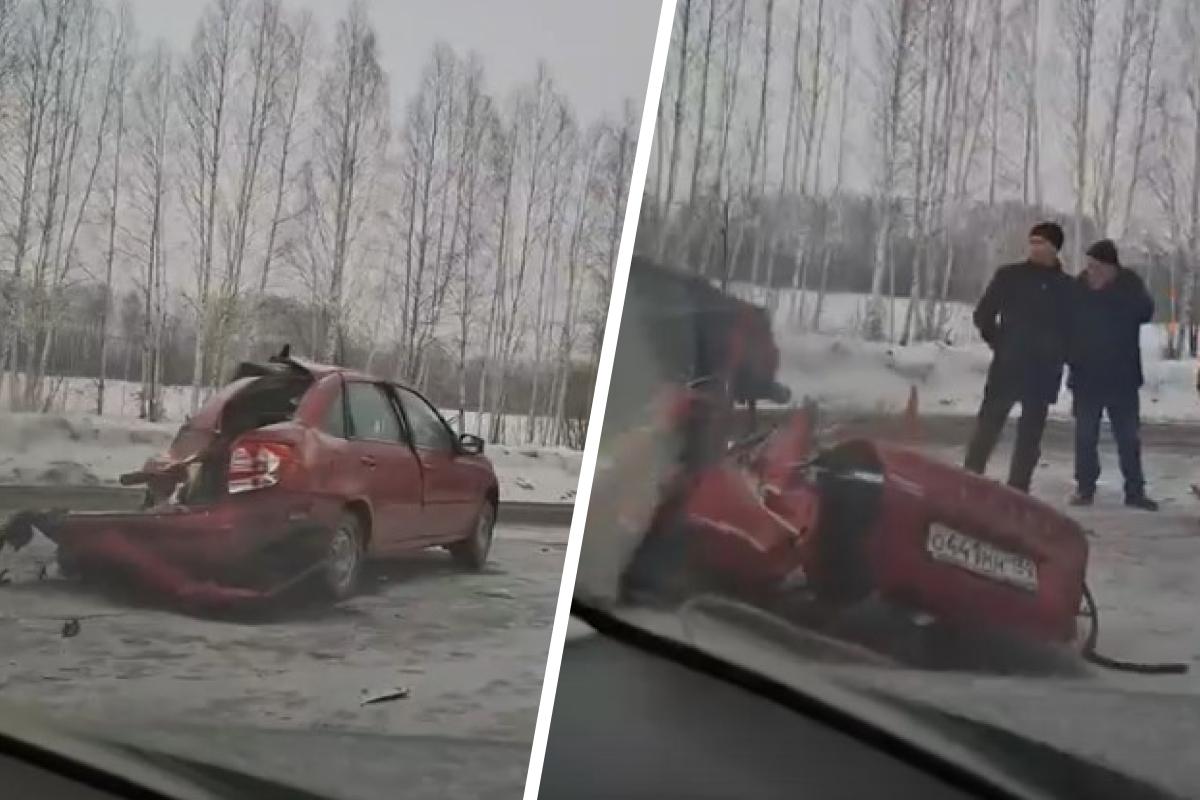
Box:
[1067,239,1158,510]
[964,222,1073,493]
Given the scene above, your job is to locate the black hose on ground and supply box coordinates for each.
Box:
[1080,583,1189,675]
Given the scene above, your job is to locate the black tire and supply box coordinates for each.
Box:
[450,501,495,571]
[319,512,365,600]
[56,549,85,581]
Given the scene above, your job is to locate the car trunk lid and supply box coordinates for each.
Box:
[124,354,316,503]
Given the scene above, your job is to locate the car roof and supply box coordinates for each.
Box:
[231,344,432,393]
[257,353,424,391]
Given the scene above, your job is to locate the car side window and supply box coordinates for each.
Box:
[396,388,455,451]
[346,383,405,443]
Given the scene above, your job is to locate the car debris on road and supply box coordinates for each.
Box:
[360,687,411,706]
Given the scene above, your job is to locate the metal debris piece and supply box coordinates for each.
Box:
[360,687,409,706]
[61,618,81,638]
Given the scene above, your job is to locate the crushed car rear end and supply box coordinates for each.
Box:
[4,353,357,605]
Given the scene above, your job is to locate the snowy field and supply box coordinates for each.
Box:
[30,375,566,446]
[0,411,581,503]
[735,286,1200,422]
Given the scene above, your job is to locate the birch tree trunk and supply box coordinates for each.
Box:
[657,0,691,259]
[315,1,388,363]
[245,11,309,361]
[527,113,571,443]
[3,0,61,409]
[1063,0,1097,274]
[688,0,717,211]
[1094,0,1137,235]
[181,0,238,409]
[1122,0,1161,236]
[747,0,774,288]
[865,0,915,341]
[97,7,132,416]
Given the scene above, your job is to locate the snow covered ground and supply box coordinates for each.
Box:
[740,287,1200,422]
[0,521,566,799]
[0,411,581,504]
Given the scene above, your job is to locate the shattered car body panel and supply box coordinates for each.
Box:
[862,443,1087,643]
[622,387,1090,653]
[2,349,500,608]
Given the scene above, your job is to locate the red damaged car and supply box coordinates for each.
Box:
[6,348,499,605]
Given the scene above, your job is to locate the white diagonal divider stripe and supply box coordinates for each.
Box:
[520,2,681,797]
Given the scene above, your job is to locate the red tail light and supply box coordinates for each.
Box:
[228,440,295,494]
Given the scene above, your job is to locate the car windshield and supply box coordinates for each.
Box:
[576,263,1200,795]
[0,0,659,797]
[574,3,1200,798]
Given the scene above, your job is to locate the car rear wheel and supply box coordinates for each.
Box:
[450,501,495,571]
[320,513,365,600]
[56,550,86,582]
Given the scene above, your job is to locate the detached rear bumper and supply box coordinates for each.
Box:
[2,491,344,608]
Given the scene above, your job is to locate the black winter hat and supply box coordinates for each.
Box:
[1029,221,1064,251]
[1085,238,1120,267]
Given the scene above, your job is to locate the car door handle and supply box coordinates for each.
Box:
[360,456,377,468]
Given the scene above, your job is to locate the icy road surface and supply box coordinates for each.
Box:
[0,520,566,796]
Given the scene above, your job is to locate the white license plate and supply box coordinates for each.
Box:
[926,524,1038,592]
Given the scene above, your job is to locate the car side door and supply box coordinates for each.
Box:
[343,381,424,553]
[393,386,478,540]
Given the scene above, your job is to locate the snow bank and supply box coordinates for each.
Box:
[760,288,1200,422]
[0,413,580,503]
[0,413,175,486]
[773,329,1200,422]
[487,445,582,504]
[40,377,565,447]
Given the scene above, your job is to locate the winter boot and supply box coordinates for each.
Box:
[1069,489,1094,507]
[1125,495,1159,512]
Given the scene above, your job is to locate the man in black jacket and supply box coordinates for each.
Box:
[1068,239,1158,510]
[965,222,1073,493]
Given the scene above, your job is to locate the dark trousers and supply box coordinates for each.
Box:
[1073,390,1145,499]
[964,387,1049,493]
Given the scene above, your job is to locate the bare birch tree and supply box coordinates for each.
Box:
[24,0,108,410]
[451,55,492,434]
[179,0,239,408]
[3,0,71,408]
[208,0,292,383]
[1122,0,1161,235]
[244,9,310,359]
[489,65,563,442]
[97,2,134,415]
[1062,0,1097,272]
[1093,0,1138,235]
[656,0,691,259]
[129,44,172,419]
[864,0,916,340]
[311,0,387,362]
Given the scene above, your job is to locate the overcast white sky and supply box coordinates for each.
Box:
[124,0,663,120]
